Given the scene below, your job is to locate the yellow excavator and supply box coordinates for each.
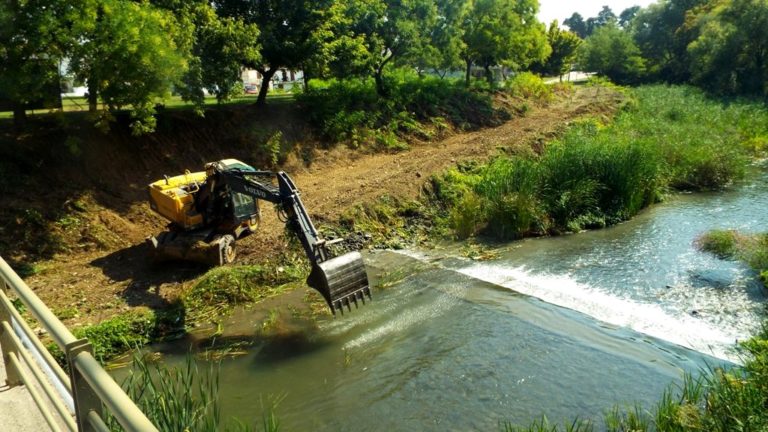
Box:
[146,159,370,314]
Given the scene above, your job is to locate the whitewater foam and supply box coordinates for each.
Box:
[456,262,746,362]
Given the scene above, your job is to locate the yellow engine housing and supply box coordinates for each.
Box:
[148,171,208,229]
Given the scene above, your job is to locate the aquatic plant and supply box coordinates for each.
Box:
[109,352,222,432]
[111,351,282,432]
[697,229,768,286]
[435,85,765,240]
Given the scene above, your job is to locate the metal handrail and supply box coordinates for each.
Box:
[0,256,158,432]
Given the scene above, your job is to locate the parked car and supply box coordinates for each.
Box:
[244,84,258,94]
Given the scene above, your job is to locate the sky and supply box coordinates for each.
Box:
[538,0,657,27]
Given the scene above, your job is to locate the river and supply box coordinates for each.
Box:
[152,166,768,431]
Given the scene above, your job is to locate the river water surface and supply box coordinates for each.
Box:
[156,167,768,430]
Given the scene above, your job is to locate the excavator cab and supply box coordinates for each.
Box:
[147,159,371,315]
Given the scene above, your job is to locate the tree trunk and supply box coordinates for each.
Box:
[465,58,472,87]
[303,70,310,92]
[256,68,276,106]
[374,53,393,97]
[87,79,98,112]
[484,64,493,85]
[12,103,26,131]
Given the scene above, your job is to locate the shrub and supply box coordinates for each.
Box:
[506,72,553,102]
[296,73,502,147]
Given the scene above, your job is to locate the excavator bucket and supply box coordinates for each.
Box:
[307,251,371,315]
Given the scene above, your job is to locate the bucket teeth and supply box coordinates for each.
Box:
[329,288,371,315]
[307,251,372,316]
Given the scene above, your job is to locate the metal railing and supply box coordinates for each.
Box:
[0,256,158,432]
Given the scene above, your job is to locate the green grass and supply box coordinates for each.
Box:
[183,259,306,323]
[432,85,765,240]
[698,229,768,286]
[0,93,295,119]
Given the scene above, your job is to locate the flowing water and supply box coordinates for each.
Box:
[152,167,768,430]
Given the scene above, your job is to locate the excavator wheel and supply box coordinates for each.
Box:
[216,234,237,265]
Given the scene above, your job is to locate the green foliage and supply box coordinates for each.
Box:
[339,195,430,248]
[73,310,157,361]
[69,0,192,134]
[184,262,304,322]
[177,4,261,108]
[462,0,550,85]
[434,85,759,240]
[0,0,71,123]
[297,74,501,145]
[698,229,768,286]
[531,21,582,78]
[502,416,594,432]
[697,230,740,258]
[579,23,646,84]
[414,0,467,77]
[604,405,652,431]
[633,0,705,84]
[564,12,588,39]
[688,0,768,96]
[110,352,222,431]
[506,72,553,101]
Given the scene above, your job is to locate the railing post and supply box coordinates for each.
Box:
[67,339,102,432]
[0,278,22,387]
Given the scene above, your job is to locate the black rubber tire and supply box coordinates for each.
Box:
[220,234,236,265]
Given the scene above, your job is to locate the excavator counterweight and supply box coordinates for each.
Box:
[147,159,371,315]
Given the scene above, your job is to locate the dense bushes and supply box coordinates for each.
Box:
[296,72,506,148]
[432,85,765,240]
[506,72,553,101]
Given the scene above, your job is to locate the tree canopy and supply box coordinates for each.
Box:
[579,23,646,84]
[531,21,582,78]
[69,0,192,134]
[6,0,768,132]
[462,0,548,85]
[688,0,768,96]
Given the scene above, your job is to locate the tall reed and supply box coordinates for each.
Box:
[435,84,766,240]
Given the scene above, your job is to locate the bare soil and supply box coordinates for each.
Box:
[1,86,623,328]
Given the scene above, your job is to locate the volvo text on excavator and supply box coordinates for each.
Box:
[146,159,370,315]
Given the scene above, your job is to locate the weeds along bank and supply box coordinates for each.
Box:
[487,87,768,432]
[426,84,766,240]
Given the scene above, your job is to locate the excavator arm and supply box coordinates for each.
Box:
[213,165,372,314]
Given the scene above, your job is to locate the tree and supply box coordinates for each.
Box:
[462,0,549,85]
[619,5,641,28]
[151,1,261,109]
[579,23,646,84]
[68,0,191,134]
[633,0,705,83]
[0,0,72,128]
[531,20,582,79]
[348,0,438,95]
[596,5,618,26]
[563,12,588,38]
[214,0,330,104]
[413,0,468,77]
[688,0,768,96]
